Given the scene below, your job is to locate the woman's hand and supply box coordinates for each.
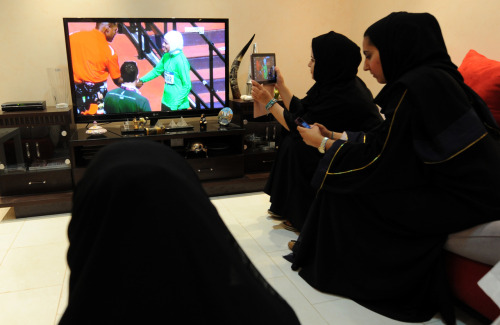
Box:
[251,80,274,105]
[313,123,331,138]
[274,67,285,92]
[298,125,324,148]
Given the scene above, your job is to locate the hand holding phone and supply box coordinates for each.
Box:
[295,117,312,129]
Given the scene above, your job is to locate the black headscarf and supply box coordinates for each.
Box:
[300,31,366,113]
[364,12,462,84]
[59,140,300,325]
[364,12,499,162]
[296,31,381,126]
[312,31,361,85]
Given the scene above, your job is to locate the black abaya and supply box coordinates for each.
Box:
[265,31,383,230]
[59,140,300,325]
[291,12,500,324]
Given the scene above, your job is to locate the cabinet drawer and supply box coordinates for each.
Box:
[244,151,277,173]
[188,155,244,181]
[0,169,73,195]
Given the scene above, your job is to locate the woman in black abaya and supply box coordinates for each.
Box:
[294,12,500,324]
[252,31,382,232]
[59,140,300,325]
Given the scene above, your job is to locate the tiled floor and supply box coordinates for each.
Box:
[0,192,487,325]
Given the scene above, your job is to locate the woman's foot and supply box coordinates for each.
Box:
[281,220,299,232]
[268,209,285,220]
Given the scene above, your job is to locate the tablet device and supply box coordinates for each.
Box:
[251,53,277,84]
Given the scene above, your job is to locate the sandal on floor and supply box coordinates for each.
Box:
[281,220,298,232]
[268,209,285,220]
[288,240,296,250]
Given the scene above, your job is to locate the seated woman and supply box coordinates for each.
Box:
[293,12,500,324]
[251,31,383,232]
[59,140,300,325]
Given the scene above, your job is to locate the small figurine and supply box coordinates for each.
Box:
[200,114,207,131]
[138,117,147,128]
[178,116,188,126]
[133,117,139,130]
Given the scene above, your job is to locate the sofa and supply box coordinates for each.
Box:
[443,49,500,323]
[445,221,500,322]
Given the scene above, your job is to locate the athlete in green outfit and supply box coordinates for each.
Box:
[138,30,192,111]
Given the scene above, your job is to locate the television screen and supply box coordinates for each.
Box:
[63,18,229,124]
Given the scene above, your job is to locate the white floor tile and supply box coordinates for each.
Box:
[269,250,341,305]
[0,219,24,235]
[0,220,23,255]
[0,243,68,293]
[11,214,70,248]
[57,267,70,316]
[267,276,329,325]
[212,200,242,230]
[0,285,62,325]
[0,233,17,253]
[248,224,298,253]
[0,192,490,325]
[55,267,70,324]
[423,308,487,325]
[0,249,7,265]
[314,299,425,325]
[238,239,284,279]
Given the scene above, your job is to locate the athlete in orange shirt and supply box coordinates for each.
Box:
[70,22,123,115]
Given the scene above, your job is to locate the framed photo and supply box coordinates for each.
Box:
[251,53,277,84]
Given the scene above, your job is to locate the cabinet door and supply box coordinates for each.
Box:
[0,125,73,196]
[188,155,244,180]
[25,125,71,172]
[0,128,25,171]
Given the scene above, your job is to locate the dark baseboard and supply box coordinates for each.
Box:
[0,172,269,218]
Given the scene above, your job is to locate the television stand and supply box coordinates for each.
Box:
[0,107,74,218]
[70,119,247,188]
[0,112,273,219]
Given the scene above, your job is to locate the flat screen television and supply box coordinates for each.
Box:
[62,18,229,125]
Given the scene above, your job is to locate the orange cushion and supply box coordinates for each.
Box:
[458,49,500,126]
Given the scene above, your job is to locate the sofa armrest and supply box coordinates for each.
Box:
[445,220,500,266]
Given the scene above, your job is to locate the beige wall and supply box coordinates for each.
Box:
[0,0,499,106]
[0,0,353,106]
[348,0,500,95]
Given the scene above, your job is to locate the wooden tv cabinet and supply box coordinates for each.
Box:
[0,106,74,217]
[0,112,272,218]
[70,119,247,185]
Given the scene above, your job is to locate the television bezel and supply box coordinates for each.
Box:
[62,17,229,125]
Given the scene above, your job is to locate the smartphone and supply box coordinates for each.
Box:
[295,117,312,129]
